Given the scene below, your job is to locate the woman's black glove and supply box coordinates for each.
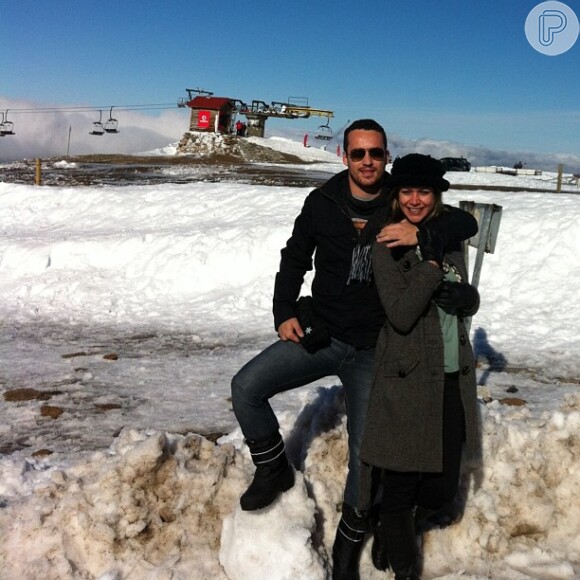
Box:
[417,223,445,266]
[434,281,480,316]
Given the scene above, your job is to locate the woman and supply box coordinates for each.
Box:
[360,154,481,580]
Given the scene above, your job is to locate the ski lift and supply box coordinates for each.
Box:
[104,107,119,134]
[314,120,332,141]
[90,110,105,135]
[0,111,15,136]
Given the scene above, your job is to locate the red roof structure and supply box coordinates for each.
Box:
[186,96,234,110]
[186,96,235,134]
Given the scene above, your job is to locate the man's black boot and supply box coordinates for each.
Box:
[331,504,370,580]
[380,509,420,580]
[240,432,295,511]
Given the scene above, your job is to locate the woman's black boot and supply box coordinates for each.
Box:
[371,511,390,571]
[381,509,420,580]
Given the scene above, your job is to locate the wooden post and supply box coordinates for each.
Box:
[556,164,564,193]
[35,159,42,186]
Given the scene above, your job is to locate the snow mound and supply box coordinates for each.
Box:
[1,388,579,579]
[176,132,309,164]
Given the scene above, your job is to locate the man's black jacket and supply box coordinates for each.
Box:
[273,170,477,349]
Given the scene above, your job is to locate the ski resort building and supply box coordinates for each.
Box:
[186,96,235,134]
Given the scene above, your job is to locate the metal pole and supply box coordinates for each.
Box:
[470,205,493,289]
[460,203,502,334]
[66,125,72,157]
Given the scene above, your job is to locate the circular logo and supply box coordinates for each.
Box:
[525,1,579,55]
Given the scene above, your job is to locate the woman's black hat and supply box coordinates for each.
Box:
[387,153,450,192]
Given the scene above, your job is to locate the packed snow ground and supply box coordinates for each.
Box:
[0,137,579,579]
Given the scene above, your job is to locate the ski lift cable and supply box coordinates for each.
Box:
[335,120,351,137]
[330,119,351,143]
[5,103,180,115]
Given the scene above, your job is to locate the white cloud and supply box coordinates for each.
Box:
[0,97,189,161]
[269,126,580,174]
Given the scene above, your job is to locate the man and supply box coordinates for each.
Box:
[231,119,477,579]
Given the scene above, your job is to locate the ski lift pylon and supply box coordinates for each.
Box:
[90,110,105,135]
[0,110,15,136]
[104,106,119,134]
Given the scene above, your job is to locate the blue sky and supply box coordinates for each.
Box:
[1,0,579,157]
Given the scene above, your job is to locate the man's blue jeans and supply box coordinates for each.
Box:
[231,337,375,508]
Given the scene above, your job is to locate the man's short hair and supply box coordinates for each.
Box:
[343,119,388,153]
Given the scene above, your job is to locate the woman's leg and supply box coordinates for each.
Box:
[416,373,465,515]
[379,470,421,579]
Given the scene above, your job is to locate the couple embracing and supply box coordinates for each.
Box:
[231,119,481,580]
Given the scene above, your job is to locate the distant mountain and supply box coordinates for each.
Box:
[270,127,580,174]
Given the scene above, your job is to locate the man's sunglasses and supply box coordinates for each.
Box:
[348,148,386,162]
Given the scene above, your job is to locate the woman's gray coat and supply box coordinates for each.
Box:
[359,241,481,473]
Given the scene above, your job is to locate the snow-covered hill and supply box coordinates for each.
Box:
[0,136,579,579]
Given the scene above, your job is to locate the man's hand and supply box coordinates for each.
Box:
[278,317,304,343]
[417,224,444,266]
[376,220,419,248]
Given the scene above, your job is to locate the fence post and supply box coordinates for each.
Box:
[35,159,42,186]
[556,164,564,193]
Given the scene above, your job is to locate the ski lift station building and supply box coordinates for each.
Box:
[184,91,334,138]
[186,96,235,134]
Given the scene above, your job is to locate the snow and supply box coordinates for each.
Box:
[0,135,579,579]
